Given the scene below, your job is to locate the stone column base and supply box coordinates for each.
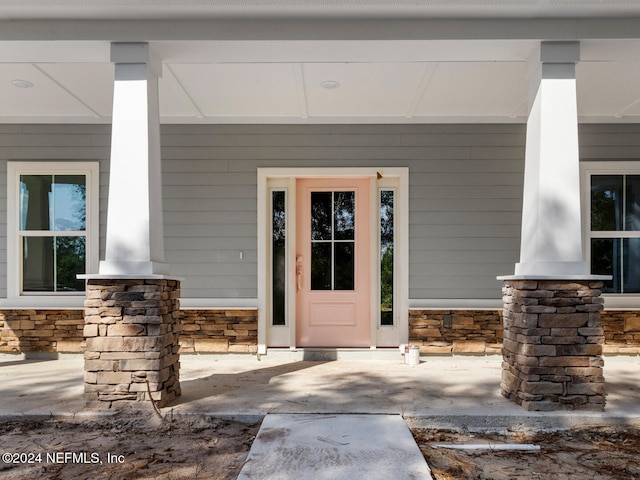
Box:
[83,278,181,409]
[501,280,606,411]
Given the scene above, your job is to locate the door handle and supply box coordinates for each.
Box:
[296,255,303,292]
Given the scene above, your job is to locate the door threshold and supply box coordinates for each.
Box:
[264,347,402,361]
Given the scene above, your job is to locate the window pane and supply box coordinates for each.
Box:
[53,175,86,231]
[20,175,87,231]
[56,236,86,291]
[625,175,640,231]
[311,243,332,290]
[334,191,355,240]
[591,175,623,231]
[591,238,619,293]
[623,238,640,293]
[311,192,332,240]
[380,190,394,325]
[23,236,86,293]
[23,236,55,292]
[334,242,354,290]
[20,175,52,231]
[272,191,286,326]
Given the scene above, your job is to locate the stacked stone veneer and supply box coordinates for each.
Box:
[501,280,606,411]
[83,279,181,409]
[409,310,503,354]
[180,309,257,353]
[0,310,84,353]
[2,307,640,356]
[601,311,640,354]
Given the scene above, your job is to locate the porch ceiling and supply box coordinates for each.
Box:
[1,2,640,125]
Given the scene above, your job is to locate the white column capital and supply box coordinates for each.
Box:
[540,41,580,64]
[111,42,150,63]
[110,42,162,78]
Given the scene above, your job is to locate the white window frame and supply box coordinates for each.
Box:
[7,161,99,308]
[581,160,640,308]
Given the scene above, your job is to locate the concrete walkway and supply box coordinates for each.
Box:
[1,352,639,431]
[237,414,431,480]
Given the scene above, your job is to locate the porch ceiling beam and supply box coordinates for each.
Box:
[0,39,637,65]
[2,18,640,42]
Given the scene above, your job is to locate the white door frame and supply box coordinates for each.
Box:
[257,167,409,353]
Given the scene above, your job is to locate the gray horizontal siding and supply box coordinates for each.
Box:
[160,123,527,300]
[1,123,639,302]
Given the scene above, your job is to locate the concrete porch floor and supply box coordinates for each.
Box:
[0,352,638,431]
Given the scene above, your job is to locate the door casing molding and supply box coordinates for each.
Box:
[257,167,409,353]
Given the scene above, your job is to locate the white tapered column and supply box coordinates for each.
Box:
[515,41,587,277]
[100,42,168,276]
[499,42,608,412]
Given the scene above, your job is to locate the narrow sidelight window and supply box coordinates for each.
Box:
[272,190,287,325]
[380,190,395,325]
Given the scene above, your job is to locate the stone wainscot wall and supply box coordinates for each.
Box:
[1,307,639,354]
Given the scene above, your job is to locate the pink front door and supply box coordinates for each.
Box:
[296,177,371,347]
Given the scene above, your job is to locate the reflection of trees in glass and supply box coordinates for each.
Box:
[311,243,332,290]
[591,176,621,231]
[310,191,355,291]
[311,192,332,240]
[334,243,354,290]
[56,237,86,291]
[272,191,286,325]
[53,176,86,231]
[334,191,354,240]
[624,238,640,293]
[591,238,615,292]
[380,191,394,325]
[625,176,640,231]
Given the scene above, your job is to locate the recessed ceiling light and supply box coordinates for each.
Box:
[11,79,34,88]
[320,80,340,90]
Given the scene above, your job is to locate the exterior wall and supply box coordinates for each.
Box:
[2,308,639,354]
[1,123,639,304]
[601,311,640,354]
[408,309,503,354]
[161,123,525,300]
[0,310,84,353]
[179,309,258,353]
[0,123,524,302]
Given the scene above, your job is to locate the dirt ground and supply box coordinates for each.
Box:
[0,411,260,480]
[1,412,639,480]
[413,425,640,480]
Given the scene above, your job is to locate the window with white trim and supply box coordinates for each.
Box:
[584,162,640,294]
[8,162,99,297]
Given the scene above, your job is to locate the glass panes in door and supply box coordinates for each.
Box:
[310,191,355,291]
